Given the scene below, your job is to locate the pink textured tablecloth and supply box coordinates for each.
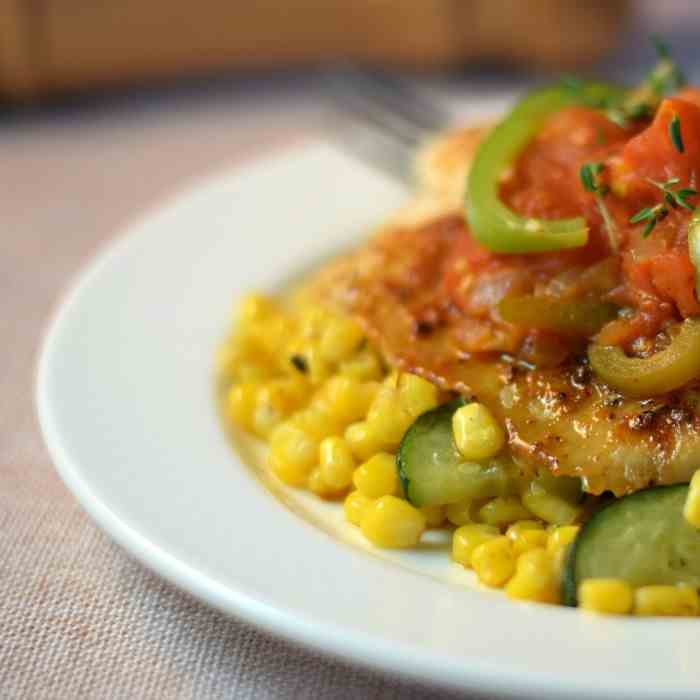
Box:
[0,82,477,699]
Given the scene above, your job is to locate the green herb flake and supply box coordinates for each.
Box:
[580,162,607,192]
[580,162,617,250]
[669,113,684,153]
[290,354,308,373]
[630,203,668,238]
[650,34,670,60]
[630,207,654,224]
[580,163,598,193]
[626,103,652,121]
[676,188,698,210]
[642,219,657,238]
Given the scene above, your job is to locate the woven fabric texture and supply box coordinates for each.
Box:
[0,89,491,700]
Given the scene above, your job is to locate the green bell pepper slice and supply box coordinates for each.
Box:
[498,295,617,336]
[588,318,700,397]
[687,208,700,299]
[466,83,624,254]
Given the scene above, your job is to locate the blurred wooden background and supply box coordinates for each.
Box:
[0,0,630,101]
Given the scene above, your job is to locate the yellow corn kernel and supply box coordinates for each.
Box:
[251,378,309,438]
[471,536,516,587]
[268,423,318,486]
[360,495,426,548]
[634,585,700,617]
[339,348,385,382]
[452,524,500,567]
[383,370,400,388]
[547,525,580,555]
[235,362,276,383]
[353,452,398,499]
[506,521,548,556]
[452,403,506,461]
[578,579,633,615]
[446,499,473,526]
[252,403,282,438]
[228,324,276,372]
[506,520,544,540]
[270,453,310,487]
[505,548,559,604]
[317,376,379,425]
[366,385,414,448]
[521,483,582,526]
[344,421,384,462]
[298,304,331,339]
[420,504,446,528]
[216,343,241,384]
[512,530,549,557]
[259,377,311,416]
[227,382,260,431]
[344,490,374,526]
[397,373,439,419]
[308,466,337,498]
[237,293,277,323]
[478,497,532,528]
[319,436,356,490]
[319,317,365,364]
[684,470,700,527]
[249,316,294,359]
[292,406,340,441]
[269,422,318,468]
[287,343,331,386]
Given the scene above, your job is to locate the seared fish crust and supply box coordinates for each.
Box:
[305,214,700,497]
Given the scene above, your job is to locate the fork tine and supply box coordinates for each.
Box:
[338,67,448,133]
[322,107,416,185]
[324,66,448,144]
[322,65,449,184]
[328,84,427,147]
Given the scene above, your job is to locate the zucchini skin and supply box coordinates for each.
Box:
[397,397,466,503]
[562,484,693,606]
[562,540,581,607]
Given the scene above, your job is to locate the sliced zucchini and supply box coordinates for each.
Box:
[397,398,510,507]
[563,484,700,606]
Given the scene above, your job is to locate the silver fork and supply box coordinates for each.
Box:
[323,66,451,184]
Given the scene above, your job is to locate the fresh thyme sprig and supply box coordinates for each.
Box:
[648,34,687,95]
[623,35,686,123]
[650,177,696,210]
[629,203,667,238]
[580,162,618,251]
[562,35,686,129]
[629,177,698,237]
[561,77,632,128]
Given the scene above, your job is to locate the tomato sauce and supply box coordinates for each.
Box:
[445,97,700,353]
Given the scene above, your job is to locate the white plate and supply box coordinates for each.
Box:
[37,143,700,700]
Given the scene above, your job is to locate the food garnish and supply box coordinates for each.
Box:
[588,318,700,396]
[466,84,621,253]
[630,176,697,238]
[669,112,684,153]
[579,162,618,251]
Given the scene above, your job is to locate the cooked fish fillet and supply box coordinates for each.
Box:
[303,126,700,496]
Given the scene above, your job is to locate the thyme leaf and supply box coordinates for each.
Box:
[580,162,617,250]
[629,178,697,237]
[629,206,655,224]
[669,113,684,153]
